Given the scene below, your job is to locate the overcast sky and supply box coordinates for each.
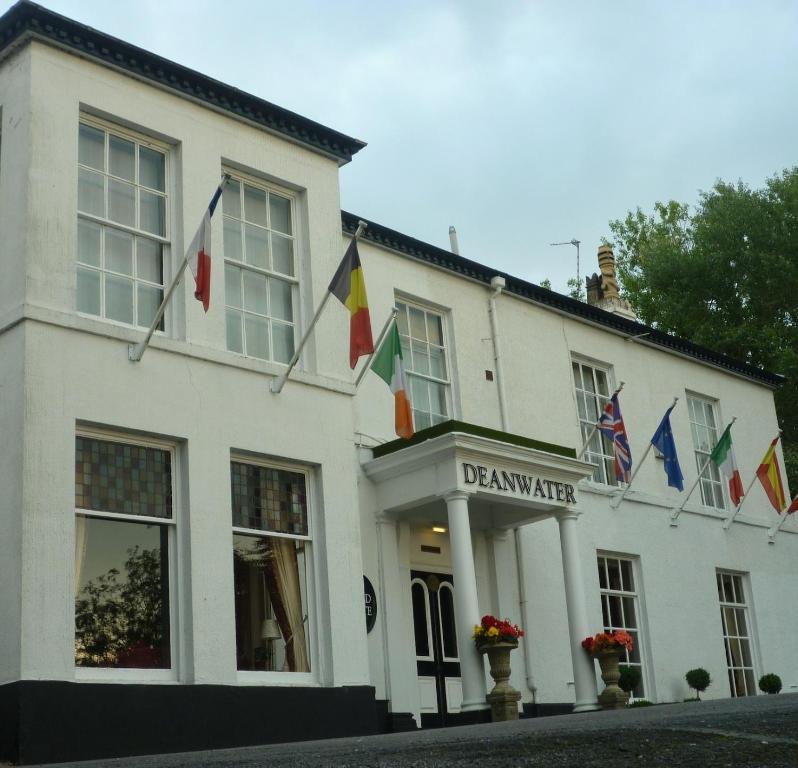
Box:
[10,0,798,293]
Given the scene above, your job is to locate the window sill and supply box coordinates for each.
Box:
[8,302,356,396]
[236,671,317,686]
[75,667,178,684]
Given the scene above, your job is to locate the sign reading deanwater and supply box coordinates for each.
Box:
[462,462,576,503]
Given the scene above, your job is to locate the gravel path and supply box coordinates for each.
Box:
[36,694,798,768]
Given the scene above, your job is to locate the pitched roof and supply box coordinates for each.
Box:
[341,211,784,388]
[0,1,366,164]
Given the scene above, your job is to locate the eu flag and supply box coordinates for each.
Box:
[651,404,684,491]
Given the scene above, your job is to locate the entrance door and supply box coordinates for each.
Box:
[410,571,461,727]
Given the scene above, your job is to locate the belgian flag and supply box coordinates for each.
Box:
[329,239,374,368]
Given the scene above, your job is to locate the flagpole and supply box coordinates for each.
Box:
[575,381,625,460]
[722,431,782,530]
[129,173,231,363]
[767,505,793,543]
[610,396,679,510]
[354,307,398,388]
[670,417,736,526]
[270,220,368,394]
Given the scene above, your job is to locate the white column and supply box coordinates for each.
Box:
[444,490,488,712]
[556,509,600,712]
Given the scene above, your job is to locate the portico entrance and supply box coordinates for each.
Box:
[363,421,602,726]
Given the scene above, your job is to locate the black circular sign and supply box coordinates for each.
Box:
[364,575,377,633]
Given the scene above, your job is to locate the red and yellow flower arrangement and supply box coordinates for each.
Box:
[581,630,634,655]
[473,615,524,646]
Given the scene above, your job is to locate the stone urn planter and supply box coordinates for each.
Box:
[596,648,629,710]
[478,640,522,721]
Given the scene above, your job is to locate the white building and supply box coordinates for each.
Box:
[0,2,795,763]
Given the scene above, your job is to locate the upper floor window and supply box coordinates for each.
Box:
[223,176,297,364]
[77,120,168,329]
[572,360,617,485]
[396,300,451,431]
[687,395,726,509]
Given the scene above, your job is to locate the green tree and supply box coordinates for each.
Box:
[606,169,798,494]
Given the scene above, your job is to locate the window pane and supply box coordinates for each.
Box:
[105,228,134,275]
[109,135,135,181]
[105,274,134,324]
[233,534,310,672]
[396,304,409,336]
[75,516,170,669]
[225,263,242,308]
[244,184,268,225]
[244,224,269,269]
[607,559,621,590]
[244,315,270,360]
[272,322,294,364]
[271,233,294,276]
[269,194,292,234]
[78,219,102,267]
[74,436,172,517]
[78,124,105,170]
[572,362,583,390]
[410,376,430,413]
[226,310,243,353]
[243,270,268,315]
[270,279,293,322]
[597,559,607,589]
[78,168,105,216]
[411,340,430,375]
[77,267,101,315]
[414,411,431,431]
[608,595,622,626]
[429,345,447,379]
[582,369,596,394]
[409,307,426,340]
[622,597,637,628]
[136,238,163,284]
[426,314,443,346]
[231,462,308,534]
[223,178,241,218]
[224,218,243,262]
[595,369,609,396]
[108,179,136,227]
[412,583,430,657]
[138,284,163,328]
[429,382,447,417]
[139,190,165,236]
[620,560,634,591]
[438,585,458,659]
[138,146,165,191]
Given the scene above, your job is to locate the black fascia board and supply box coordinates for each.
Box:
[0,1,366,164]
[342,211,784,388]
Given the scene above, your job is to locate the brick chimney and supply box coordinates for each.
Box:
[585,245,636,320]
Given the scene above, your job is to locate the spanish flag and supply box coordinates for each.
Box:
[755,437,787,513]
[329,240,374,368]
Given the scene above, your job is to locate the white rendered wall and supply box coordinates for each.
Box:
[6,41,369,687]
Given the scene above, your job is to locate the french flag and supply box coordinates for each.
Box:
[187,180,226,312]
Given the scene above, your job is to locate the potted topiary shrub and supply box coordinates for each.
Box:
[758,673,782,694]
[618,664,642,696]
[685,668,711,701]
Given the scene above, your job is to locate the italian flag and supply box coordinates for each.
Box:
[710,423,744,507]
[371,321,414,439]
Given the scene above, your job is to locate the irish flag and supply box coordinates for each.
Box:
[371,321,414,439]
[756,437,787,513]
[329,239,374,368]
[709,423,744,507]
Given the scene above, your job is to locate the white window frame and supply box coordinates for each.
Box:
[231,454,317,685]
[716,570,758,697]
[395,298,452,431]
[436,581,459,663]
[572,358,617,486]
[74,427,180,683]
[687,393,726,510]
[411,577,434,663]
[222,171,299,365]
[76,116,170,331]
[597,553,648,700]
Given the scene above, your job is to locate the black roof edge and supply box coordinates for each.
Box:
[342,211,785,388]
[0,1,367,164]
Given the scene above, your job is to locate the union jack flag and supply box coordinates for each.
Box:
[597,393,632,483]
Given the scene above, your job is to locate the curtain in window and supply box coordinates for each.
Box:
[263,538,309,672]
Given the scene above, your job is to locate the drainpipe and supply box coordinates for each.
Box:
[487,276,537,702]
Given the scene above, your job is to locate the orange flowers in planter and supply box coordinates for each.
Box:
[581,630,634,655]
[473,615,524,645]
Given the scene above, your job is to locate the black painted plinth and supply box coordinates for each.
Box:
[0,680,379,765]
